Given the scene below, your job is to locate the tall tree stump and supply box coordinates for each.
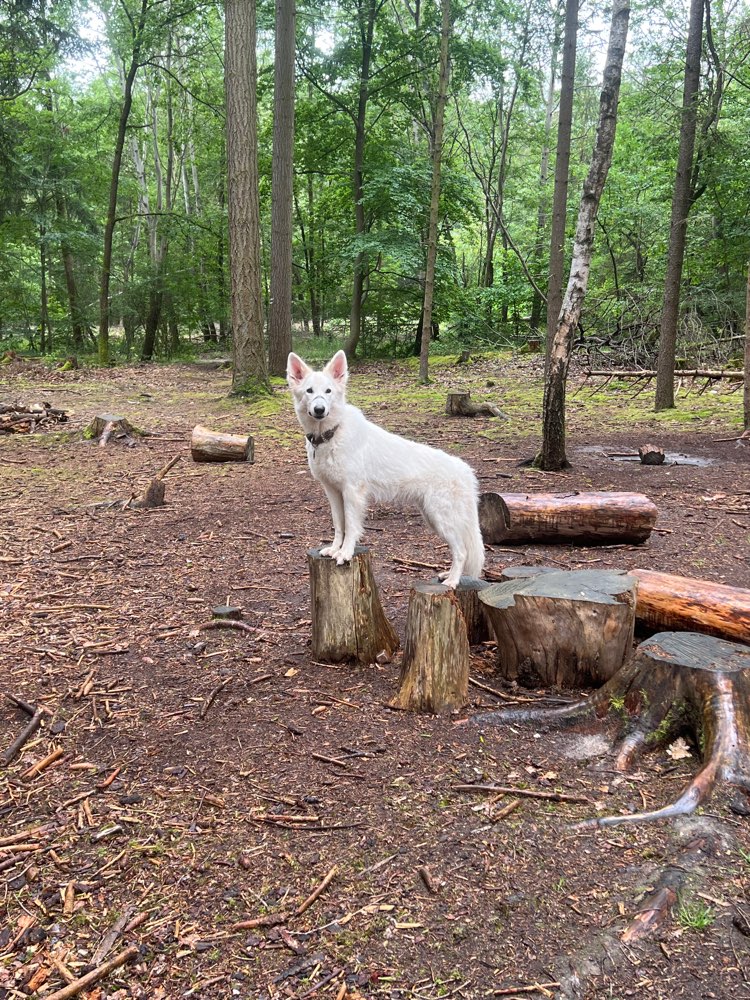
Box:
[308,547,398,664]
[479,569,637,687]
[478,491,658,545]
[631,569,750,645]
[446,392,504,418]
[451,577,493,644]
[393,584,470,713]
[191,425,254,463]
[475,632,750,828]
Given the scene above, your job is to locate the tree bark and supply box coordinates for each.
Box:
[479,490,658,545]
[744,261,750,431]
[393,584,470,713]
[631,568,750,644]
[537,0,631,470]
[544,0,577,367]
[190,425,254,463]
[225,0,270,395]
[479,569,637,687]
[268,0,296,377]
[654,0,705,411]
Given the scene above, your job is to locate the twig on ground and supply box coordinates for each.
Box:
[44,945,139,1000]
[295,865,338,917]
[453,784,592,804]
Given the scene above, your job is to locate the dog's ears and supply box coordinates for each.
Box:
[287,352,311,386]
[323,350,348,383]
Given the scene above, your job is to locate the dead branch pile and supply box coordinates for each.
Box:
[0,402,68,434]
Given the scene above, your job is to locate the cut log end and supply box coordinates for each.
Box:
[638,443,665,465]
[308,547,398,664]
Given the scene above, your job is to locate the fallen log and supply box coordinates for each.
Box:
[392,583,469,713]
[190,424,254,463]
[585,368,744,381]
[308,547,398,664]
[479,491,658,545]
[479,569,637,687]
[631,569,750,645]
[0,401,68,434]
[445,391,505,418]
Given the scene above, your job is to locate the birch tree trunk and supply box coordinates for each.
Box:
[544,0,577,370]
[268,0,296,376]
[654,0,705,411]
[225,0,270,394]
[418,0,452,384]
[537,0,631,470]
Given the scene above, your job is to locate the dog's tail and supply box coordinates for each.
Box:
[463,507,486,579]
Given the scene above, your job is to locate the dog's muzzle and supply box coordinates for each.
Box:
[310,397,329,420]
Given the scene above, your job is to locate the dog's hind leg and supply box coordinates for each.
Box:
[335,485,367,565]
[320,484,345,558]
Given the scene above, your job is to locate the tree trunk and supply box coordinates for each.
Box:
[225,0,270,395]
[537,0,631,470]
[631,568,750,644]
[545,0,577,368]
[99,0,148,366]
[268,0,296,377]
[744,261,749,431]
[39,225,50,353]
[308,547,398,664]
[478,490,658,545]
[393,584,470,713]
[654,0,705,411]
[479,569,637,687]
[418,0,451,384]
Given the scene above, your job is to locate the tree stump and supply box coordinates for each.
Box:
[445,392,505,418]
[499,565,556,582]
[85,414,141,447]
[431,576,492,644]
[190,425,254,463]
[392,584,470,713]
[479,491,658,545]
[631,569,750,645]
[475,632,750,828]
[308,547,398,664]
[479,569,637,687]
[638,443,665,465]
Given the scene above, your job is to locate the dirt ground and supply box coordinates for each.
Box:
[1,352,749,1000]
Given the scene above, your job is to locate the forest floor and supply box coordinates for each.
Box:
[1,348,749,1000]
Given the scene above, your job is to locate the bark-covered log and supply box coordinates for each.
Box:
[638,443,665,465]
[393,584,469,713]
[308,547,398,664]
[479,491,658,545]
[190,424,254,463]
[446,392,505,418]
[479,569,637,687]
[631,569,750,645]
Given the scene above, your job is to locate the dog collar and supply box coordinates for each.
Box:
[306,425,338,454]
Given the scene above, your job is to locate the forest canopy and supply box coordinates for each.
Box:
[0,0,748,370]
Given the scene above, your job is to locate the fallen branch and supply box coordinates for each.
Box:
[200,676,233,719]
[44,945,139,1000]
[230,913,289,932]
[585,367,744,381]
[196,620,255,634]
[492,983,561,997]
[295,865,338,916]
[21,745,65,781]
[2,706,49,765]
[452,784,592,804]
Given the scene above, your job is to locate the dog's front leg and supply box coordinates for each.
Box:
[319,484,345,558]
[335,485,367,564]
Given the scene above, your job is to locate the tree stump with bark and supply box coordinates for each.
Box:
[475,631,750,828]
[85,414,142,447]
[308,547,398,664]
[479,569,637,687]
[191,425,254,463]
[392,584,470,713]
[638,443,665,465]
[631,569,750,645]
[478,490,658,545]
[445,392,505,418]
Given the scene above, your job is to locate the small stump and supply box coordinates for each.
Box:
[393,584,469,713]
[432,576,492,644]
[639,443,665,465]
[479,569,637,687]
[308,547,398,664]
[445,392,504,418]
[191,424,254,463]
[479,491,658,545]
[85,414,141,447]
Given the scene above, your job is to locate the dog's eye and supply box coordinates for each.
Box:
[306,387,313,394]
[325,388,332,394]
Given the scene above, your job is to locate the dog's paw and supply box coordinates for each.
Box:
[336,550,354,565]
[320,544,340,558]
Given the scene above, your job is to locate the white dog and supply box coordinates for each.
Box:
[287,350,485,588]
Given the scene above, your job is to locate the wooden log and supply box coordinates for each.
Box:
[392,584,470,713]
[585,368,744,381]
[631,569,750,645]
[308,547,398,664]
[445,391,504,418]
[190,424,254,463]
[479,569,637,687]
[472,630,750,828]
[478,490,658,545]
[638,443,665,465]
